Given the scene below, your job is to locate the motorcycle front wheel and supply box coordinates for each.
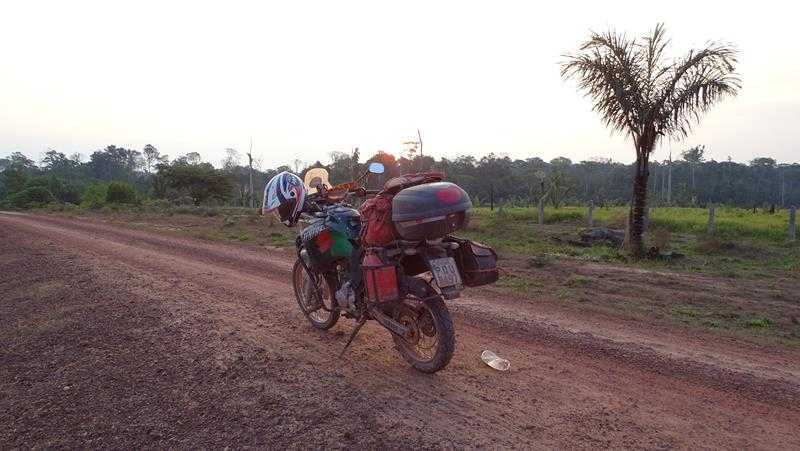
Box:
[391,295,455,373]
[292,259,340,330]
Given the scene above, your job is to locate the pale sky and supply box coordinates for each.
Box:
[2,0,798,168]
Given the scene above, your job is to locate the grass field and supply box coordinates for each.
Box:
[482,205,794,241]
[43,202,799,277]
[462,206,799,277]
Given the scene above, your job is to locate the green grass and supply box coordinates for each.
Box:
[463,206,799,277]
[41,203,798,277]
[476,205,794,242]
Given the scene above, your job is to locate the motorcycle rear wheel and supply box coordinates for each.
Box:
[292,259,340,330]
[391,296,455,373]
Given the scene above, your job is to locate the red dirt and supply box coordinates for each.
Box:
[1,212,799,449]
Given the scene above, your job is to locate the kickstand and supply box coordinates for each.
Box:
[340,316,368,357]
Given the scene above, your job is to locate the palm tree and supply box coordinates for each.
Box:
[561,24,740,257]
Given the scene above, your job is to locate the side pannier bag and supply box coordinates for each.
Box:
[451,238,499,287]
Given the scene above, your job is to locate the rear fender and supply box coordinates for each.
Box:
[403,276,437,300]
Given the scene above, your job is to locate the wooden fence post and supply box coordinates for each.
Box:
[708,204,716,234]
[790,206,797,241]
[538,198,545,225]
[587,201,594,228]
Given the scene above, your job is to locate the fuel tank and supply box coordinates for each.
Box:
[301,206,361,270]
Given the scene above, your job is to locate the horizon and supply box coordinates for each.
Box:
[2,1,798,168]
[2,144,798,171]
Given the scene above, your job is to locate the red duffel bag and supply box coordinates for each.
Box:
[358,193,396,246]
[358,172,445,246]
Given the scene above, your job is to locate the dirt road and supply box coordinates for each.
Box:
[2,212,799,449]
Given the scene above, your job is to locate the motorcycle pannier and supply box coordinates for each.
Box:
[362,249,400,303]
[392,182,472,241]
[452,238,499,287]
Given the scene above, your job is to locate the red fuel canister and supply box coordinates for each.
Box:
[362,249,399,302]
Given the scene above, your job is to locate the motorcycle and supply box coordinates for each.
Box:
[290,162,498,373]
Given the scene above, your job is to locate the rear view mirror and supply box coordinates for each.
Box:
[368,162,385,174]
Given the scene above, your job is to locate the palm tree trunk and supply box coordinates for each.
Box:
[627,149,651,258]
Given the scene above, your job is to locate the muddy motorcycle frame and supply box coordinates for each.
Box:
[291,164,466,373]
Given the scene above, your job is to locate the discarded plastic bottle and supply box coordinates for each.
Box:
[481,350,510,371]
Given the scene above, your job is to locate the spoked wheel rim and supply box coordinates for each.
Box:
[292,261,337,327]
[394,302,440,363]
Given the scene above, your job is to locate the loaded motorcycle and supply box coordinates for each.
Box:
[281,163,498,373]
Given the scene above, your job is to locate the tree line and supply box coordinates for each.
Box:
[0,144,797,210]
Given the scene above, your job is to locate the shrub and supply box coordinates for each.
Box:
[545,210,583,224]
[694,234,735,254]
[106,182,137,204]
[650,227,672,250]
[606,214,628,229]
[7,186,56,209]
[58,184,82,204]
[142,198,171,211]
[26,176,82,204]
[81,183,108,209]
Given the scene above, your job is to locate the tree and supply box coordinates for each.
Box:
[292,158,305,174]
[88,145,143,181]
[681,145,705,201]
[158,162,234,205]
[9,151,36,169]
[561,24,740,256]
[328,151,354,184]
[351,147,360,180]
[41,149,68,171]
[41,149,83,182]
[681,145,706,164]
[152,162,170,199]
[174,152,202,166]
[221,148,241,171]
[143,144,166,174]
[544,171,573,208]
[2,164,30,195]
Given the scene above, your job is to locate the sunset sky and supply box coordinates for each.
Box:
[2,0,798,168]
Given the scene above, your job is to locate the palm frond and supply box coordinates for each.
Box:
[643,23,670,94]
[655,43,740,137]
[561,29,647,140]
[561,24,740,153]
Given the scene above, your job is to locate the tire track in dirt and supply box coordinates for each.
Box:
[15,213,800,395]
[2,212,800,449]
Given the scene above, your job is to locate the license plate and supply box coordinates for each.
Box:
[429,257,462,288]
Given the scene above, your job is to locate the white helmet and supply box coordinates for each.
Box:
[263,171,306,226]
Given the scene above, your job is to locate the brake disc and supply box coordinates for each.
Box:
[419,311,436,337]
